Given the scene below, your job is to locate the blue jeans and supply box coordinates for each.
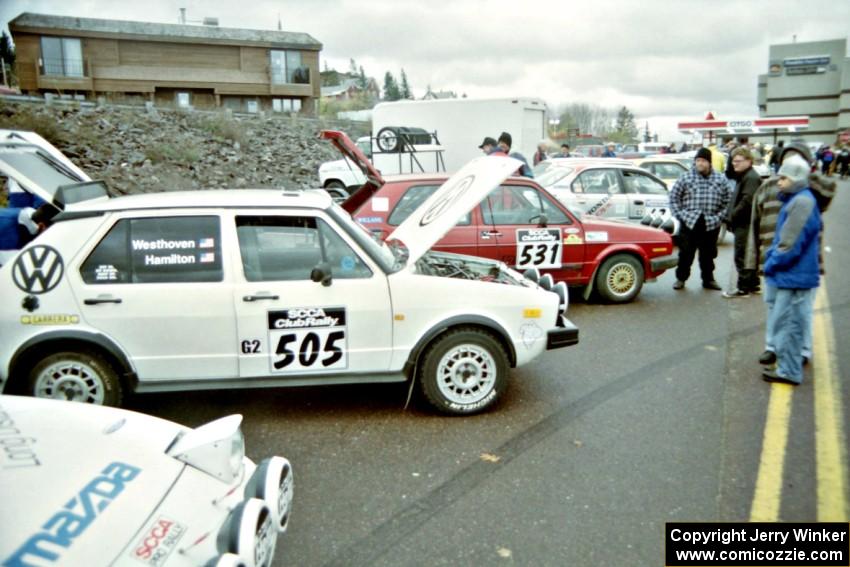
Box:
[770,288,815,383]
[764,284,814,358]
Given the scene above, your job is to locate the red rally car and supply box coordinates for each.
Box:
[323,131,677,304]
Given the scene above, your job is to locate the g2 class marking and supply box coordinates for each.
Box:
[3,462,141,566]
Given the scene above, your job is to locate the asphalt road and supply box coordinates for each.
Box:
[128,177,850,567]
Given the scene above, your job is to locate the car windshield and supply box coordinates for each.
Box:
[535,166,574,187]
[327,203,402,273]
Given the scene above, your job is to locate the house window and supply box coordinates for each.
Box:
[40,37,83,77]
[176,92,191,108]
[246,100,258,113]
[270,50,310,85]
[272,98,302,113]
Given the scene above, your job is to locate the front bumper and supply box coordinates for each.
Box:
[650,253,678,273]
[547,315,579,350]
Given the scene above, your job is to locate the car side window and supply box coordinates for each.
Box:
[80,216,223,284]
[573,170,620,195]
[480,185,570,225]
[236,215,371,282]
[387,184,470,226]
[621,170,669,195]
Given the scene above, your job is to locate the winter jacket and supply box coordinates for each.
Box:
[764,186,821,289]
[745,171,835,274]
[669,167,730,230]
[726,166,760,230]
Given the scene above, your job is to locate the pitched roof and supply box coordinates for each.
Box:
[9,12,322,50]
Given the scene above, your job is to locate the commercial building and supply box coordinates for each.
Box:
[757,38,850,144]
[8,12,322,115]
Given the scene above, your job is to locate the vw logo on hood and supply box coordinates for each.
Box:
[419,175,475,227]
[12,245,65,294]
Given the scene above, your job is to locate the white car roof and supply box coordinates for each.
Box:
[65,188,335,214]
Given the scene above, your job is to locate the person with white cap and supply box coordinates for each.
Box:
[761,154,822,386]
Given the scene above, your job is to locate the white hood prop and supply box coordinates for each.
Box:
[388,156,521,264]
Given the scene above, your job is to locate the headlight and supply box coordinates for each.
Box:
[523,268,541,283]
[166,415,245,483]
[538,273,554,290]
[244,456,294,533]
[552,281,568,313]
[216,498,276,567]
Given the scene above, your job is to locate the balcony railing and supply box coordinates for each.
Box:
[40,57,85,78]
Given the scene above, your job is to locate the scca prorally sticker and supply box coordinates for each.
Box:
[515,228,562,269]
[268,307,348,373]
[130,516,186,566]
[419,175,475,226]
[12,245,64,295]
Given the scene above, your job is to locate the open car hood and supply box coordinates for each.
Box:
[320,130,384,213]
[0,129,105,210]
[389,155,521,265]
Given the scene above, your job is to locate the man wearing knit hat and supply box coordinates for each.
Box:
[669,147,730,290]
[761,154,822,385]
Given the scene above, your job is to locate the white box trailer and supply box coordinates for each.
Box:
[372,97,548,173]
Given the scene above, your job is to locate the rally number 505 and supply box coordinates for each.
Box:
[274,330,345,370]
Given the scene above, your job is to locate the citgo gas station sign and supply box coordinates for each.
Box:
[678,112,810,135]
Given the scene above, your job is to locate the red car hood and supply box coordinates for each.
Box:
[320,130,384,213]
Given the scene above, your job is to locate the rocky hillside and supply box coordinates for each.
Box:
[0,100,369,196]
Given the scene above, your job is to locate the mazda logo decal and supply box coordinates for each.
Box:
[12,245,65,295]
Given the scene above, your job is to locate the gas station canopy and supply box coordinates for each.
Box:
[678,113,809,136]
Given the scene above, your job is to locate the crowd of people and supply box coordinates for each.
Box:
[669,138,836,387]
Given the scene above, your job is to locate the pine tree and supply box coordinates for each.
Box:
[383,71,401,101]
[399,69,412,99]
[614,106,638,142]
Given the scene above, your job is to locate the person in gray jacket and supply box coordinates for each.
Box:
[722,147,762,297]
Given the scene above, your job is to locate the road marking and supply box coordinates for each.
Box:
[813,285,849,520]
[750,381,793,521]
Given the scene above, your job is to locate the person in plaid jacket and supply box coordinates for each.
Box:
[670,147,731,290]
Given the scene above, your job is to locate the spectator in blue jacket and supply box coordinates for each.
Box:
[602,143,617,158]
[761,154,822,386]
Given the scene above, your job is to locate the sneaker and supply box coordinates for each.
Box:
[673,280,685,290]
[802,355,810,366]
[762,370,800,385]
[751,287,762,295]
[702,280,722,291]
[759,350,777,365]
[722,289,750,298]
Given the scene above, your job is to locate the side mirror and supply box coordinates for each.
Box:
[538,213,548,228]
[310,263,333,287]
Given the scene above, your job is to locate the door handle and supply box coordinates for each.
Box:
[84,297,122,305]
[633,200,645,206]
[481,230,502,237]
[243,294,280,302]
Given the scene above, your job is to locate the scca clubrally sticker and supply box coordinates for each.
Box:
[267,307,348,373]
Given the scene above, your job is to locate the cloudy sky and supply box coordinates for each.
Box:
[3,0,849,140]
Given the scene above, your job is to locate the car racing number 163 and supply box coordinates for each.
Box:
[267,307,348,373]
[515,228,562,269]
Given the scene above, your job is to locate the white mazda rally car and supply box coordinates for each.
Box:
[0,137,578,415]
[0,395,293,567]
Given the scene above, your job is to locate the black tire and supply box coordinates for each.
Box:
[376,127,400,153]
[28,350,122,406]
[324,180,348,203]
[418,328,508,415]
[595,254,644,303]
